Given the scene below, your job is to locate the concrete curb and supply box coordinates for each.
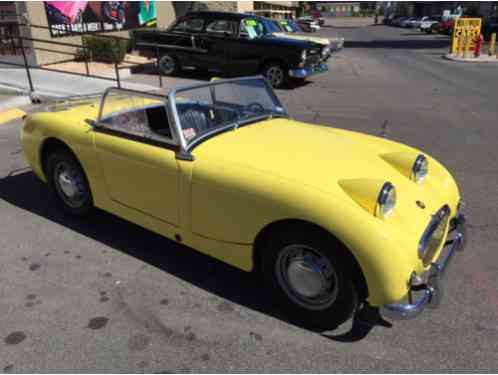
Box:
[0,95,32,111]
[443,53,498,63]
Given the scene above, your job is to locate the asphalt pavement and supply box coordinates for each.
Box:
[1,22,497,372]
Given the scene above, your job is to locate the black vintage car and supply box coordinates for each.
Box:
[134,11,328,88]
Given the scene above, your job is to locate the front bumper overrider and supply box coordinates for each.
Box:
[381,208,467,320]
[289,62,328,79]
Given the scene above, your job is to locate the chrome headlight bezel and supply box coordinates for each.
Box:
[411,154,428,184]
[375,182,396,219]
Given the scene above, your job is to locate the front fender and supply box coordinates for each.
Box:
[190,157,415,306]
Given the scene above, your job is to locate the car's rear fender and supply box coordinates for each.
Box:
[22,112,106,207]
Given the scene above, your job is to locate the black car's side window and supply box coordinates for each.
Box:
[171,17,204,33]
[206,19,235,36]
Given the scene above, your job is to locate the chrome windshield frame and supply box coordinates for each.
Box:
[97,87,181,148]
[168,76,289,158]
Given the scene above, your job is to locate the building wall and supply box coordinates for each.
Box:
[237,1,255,14]
[19,1,179,66]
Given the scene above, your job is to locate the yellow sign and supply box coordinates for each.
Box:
[451,18,482,54]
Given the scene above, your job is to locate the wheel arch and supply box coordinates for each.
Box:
[258,57,288,74]
[252,218,369,301]
[40,137,83,179]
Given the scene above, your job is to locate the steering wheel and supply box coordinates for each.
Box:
[245,102,265,114]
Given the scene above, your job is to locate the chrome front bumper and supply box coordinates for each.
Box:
[381,211,467,320]
[289,62,328,79]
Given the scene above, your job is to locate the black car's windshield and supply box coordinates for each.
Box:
[172,78,288,144]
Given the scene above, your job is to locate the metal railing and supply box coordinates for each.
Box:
[0,19,167,93]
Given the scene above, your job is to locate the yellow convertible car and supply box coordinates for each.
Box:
[21,77,466,330]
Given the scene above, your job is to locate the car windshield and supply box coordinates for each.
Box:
[171,78,287,145]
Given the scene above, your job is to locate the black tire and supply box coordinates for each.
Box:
[261,225,359,331]
[46,150,93,216]
[262,62,288,89]
[158,53,179,76]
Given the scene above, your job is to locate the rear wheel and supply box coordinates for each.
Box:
[158,53,178,76]
[263,62,287,88]
[261,225,359,331]
[46,150,93,216]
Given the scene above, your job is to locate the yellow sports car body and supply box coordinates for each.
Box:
[21,77,466,330]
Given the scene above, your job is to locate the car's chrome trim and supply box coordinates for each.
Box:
[288,62,328,78]
[418,205,451,259]
[97,87,181,148]
[168,76,288,159]
[381,209,467,320]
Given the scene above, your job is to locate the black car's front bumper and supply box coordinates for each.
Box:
[288,62,329,79]
[381,208,467,320]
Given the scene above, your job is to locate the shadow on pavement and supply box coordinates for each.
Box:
[131,63,213,82]
[345,38,450,49]
[0,170,391,341]
[130,63,311,90]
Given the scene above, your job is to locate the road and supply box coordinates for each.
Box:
[1,22,497,372]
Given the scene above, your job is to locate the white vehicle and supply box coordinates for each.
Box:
[413,16,430,29]
[297,17,321,32]
[419,16,441,32]
[400,17,418,28]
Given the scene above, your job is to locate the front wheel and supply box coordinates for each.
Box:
[46,150,94,216]
[261,226,359,331]
[262,62,287,89]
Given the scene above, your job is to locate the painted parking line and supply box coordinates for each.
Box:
[0,108,26,125]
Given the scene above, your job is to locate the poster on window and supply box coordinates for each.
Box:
[43,1,156,37]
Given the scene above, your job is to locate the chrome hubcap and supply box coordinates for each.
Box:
[58,171,78,198]
[266,66,284,86]
[159,55,175,74]
[276,244,339,310]
[54,162,86,208]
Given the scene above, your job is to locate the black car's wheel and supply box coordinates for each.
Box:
[261,225,359,331]
[263,62,287,88]
[158,53,178,76]
[46,150,93,216]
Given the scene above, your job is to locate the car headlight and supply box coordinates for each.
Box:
[411,154,428,183]
[375,182,396,219]
[321,46,330,57]
[301,49,307,61]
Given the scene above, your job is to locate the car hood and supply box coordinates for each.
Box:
[193,118,459,228]
[262,34,322,49]
[272,32,330,46]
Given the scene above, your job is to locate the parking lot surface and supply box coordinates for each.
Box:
[1,22,497,372]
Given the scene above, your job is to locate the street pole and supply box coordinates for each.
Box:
[19,36,34,93]
[489,33,496,57]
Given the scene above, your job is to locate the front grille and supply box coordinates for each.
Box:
[419,205,451,265]
[305,55,321,67]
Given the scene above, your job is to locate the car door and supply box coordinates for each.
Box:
[196,18,237,72]
[223,18,267,75]
[167,15,208,69]
[93,90,180,226]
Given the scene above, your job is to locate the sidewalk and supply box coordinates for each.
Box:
[444,53,498,63]
[0,67,158,99]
